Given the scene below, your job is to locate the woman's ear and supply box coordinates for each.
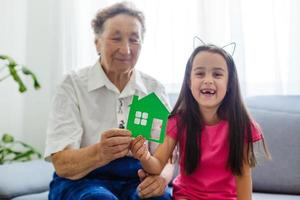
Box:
[95,37,101,55]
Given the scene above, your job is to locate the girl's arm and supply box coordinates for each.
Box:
[131,135,177,175]
[235,154,253,200]
[236,163,252,200]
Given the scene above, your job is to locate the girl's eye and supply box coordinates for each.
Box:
[213,73,223,78]
[195,72,205,77]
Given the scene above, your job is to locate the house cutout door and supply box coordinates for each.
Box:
[151,118,163,141]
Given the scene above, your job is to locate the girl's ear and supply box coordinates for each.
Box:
[222,42,236,56]
[226,79,231,93]
[188,76,192,89]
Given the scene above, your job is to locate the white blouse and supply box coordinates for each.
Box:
[44,62,170,161]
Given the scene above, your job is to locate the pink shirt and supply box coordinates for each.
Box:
[167,117,262,200]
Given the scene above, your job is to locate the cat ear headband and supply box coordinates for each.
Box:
[193,36,236,56]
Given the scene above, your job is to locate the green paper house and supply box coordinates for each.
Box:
[127,92,170,143]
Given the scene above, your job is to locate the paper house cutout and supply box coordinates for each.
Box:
[126,92,170,143]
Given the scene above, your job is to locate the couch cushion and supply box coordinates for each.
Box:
[12,191,48,200]
[0,160,54,199]
[253,192,300,200]
[246,95,300,194]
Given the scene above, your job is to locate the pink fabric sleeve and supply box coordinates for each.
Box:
[251,121,263,142]
[166,117,178,140]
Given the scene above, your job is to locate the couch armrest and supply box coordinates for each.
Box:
[247,95,300,194]
[0,160,54,199]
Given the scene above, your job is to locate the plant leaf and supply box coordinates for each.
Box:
[12,149,34,161]
[0,54,41,93]
[8,63,27,92]
[0,55,16,66]
[22,66,41,89]
[16,141,42,158]
[2,133,14,143]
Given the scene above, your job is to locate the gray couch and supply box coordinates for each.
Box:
[0,160,53,200]
[246,95,300,199]
[0,95,300,199]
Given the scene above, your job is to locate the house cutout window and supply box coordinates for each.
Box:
[134,111,148,126]
[151,118,163,140]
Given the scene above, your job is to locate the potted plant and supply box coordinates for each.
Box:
[0,55,42,164]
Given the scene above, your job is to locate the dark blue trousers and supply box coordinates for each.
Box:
[49,156,172,200]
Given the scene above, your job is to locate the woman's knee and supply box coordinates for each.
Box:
[80,187,118,200]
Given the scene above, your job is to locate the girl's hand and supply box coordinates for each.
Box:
[130,135,151,162]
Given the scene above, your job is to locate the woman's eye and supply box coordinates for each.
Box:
[111,37,121,41]
[130,38,140,44]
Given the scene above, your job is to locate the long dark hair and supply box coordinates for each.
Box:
[171,44,255,176]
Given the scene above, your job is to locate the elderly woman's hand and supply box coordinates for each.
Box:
[137,169,168,199]
[98,128,132,164]
[130,135,151,162]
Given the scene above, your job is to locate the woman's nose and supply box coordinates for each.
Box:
[119,41,131,55]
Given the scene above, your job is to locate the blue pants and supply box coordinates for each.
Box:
[49,156,172,200]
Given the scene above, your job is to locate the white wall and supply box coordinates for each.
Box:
[0,0,63,153]
[0,0,27,145]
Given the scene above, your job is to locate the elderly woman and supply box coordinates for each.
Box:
[44,2,174,200]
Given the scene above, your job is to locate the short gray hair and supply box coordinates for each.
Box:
[91,2,145,39]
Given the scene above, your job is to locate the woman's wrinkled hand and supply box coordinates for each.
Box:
[137,169,168,199]
[97,128,132,164]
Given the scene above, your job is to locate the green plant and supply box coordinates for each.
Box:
[0,133,42,164]
[0,54,42,164]
[0,55,40,92]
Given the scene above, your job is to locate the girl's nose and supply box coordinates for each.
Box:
[203,77,213,85]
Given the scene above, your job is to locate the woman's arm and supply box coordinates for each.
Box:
[131,135,176,175]
[51,143,104,180]
[52,129,132,180]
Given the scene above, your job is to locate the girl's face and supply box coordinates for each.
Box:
[190,51,229,112]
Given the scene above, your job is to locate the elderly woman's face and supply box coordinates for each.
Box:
[96,14,142,74]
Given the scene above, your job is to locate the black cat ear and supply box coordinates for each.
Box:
[222,42,236,56]
[193,36,206,49]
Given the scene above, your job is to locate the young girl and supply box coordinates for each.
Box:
[131,44,270,200]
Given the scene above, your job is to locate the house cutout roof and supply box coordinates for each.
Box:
[126,92,170,143]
